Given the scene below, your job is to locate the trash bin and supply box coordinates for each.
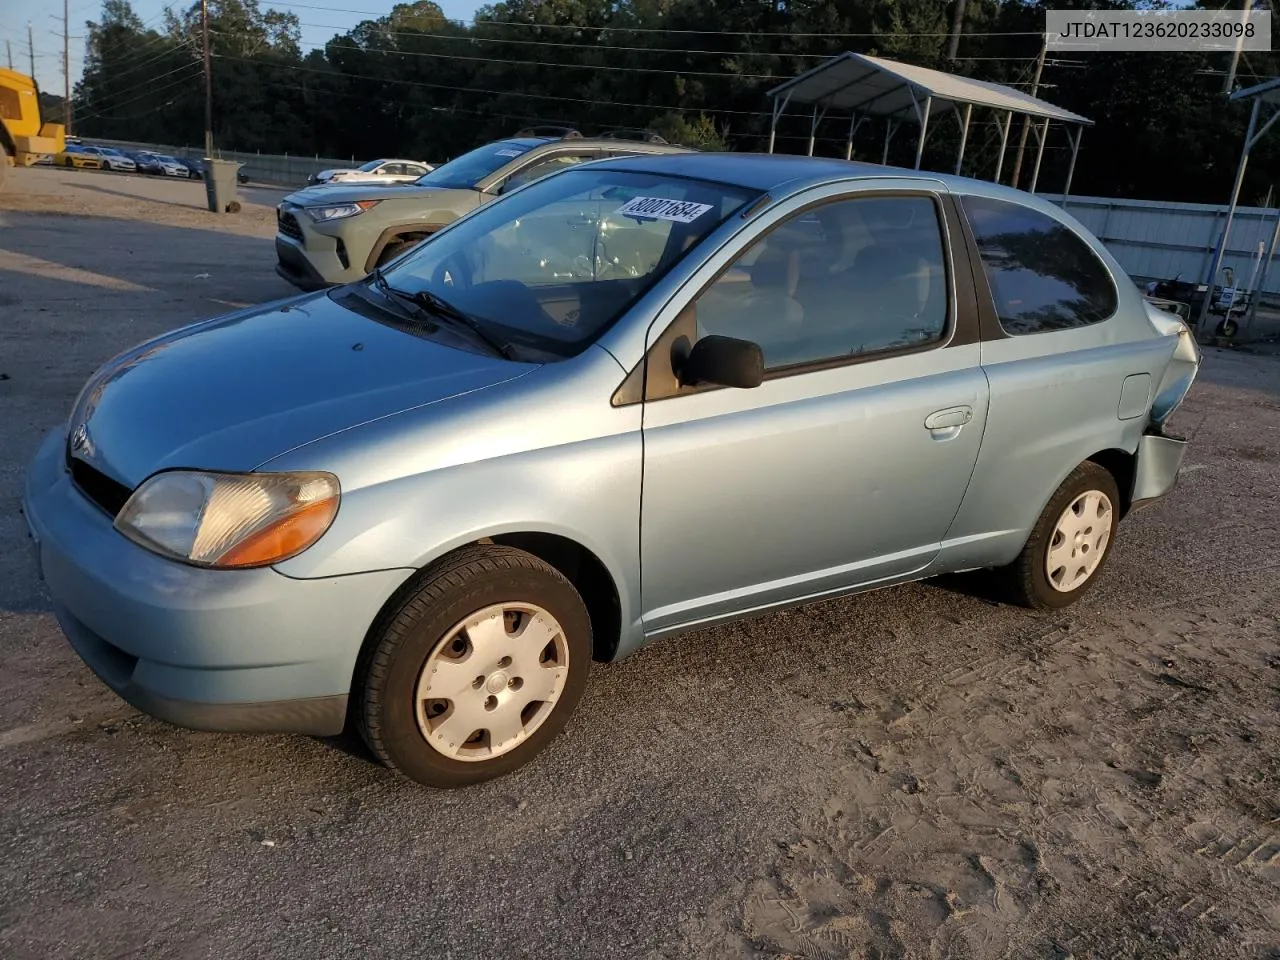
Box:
[202,158,243,213]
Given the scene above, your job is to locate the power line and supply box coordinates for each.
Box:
[277,29,785,79]
[277,1,1044,39]
[295,20,842,60]
[211,53,778,117]
[73,63,201,122]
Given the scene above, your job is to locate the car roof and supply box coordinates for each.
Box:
[584,151,1048,204]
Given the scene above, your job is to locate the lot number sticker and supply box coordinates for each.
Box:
[616,196,714,223]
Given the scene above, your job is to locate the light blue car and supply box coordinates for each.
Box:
[22,153,1201,787]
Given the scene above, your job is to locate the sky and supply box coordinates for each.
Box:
[0,0,482,94]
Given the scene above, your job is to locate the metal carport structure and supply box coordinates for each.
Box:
[1194,76,1280,334]
[765,52,1093,197]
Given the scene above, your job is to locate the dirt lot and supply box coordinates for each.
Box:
[1,165,1278,960]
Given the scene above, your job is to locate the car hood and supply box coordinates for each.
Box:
[283,182,471,206]
[67,291,533,489]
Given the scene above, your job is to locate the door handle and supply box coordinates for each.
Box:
[924,406,973,430]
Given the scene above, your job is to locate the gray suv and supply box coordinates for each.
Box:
[275,134,691,290]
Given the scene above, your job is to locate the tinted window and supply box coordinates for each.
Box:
[413,140,538,189]
[502,154,592,193]
[694,195,950,369]
[961,195,1118,335]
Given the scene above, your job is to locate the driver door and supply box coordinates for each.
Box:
[639,184,990,636]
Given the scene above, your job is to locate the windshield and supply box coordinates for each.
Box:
[377,168,760,358]
[412,140,537,190]
[357,159,384,172]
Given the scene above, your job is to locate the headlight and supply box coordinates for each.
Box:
[114,470,340,568]
[305,200,381,223]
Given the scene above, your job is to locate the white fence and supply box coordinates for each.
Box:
[1044,192,1280,298]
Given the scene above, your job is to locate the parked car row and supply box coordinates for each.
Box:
[50,143,248,183]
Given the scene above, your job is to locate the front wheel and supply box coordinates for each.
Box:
[356,545,592,787]
[1003,462,1119,610]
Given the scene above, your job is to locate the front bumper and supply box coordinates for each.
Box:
[22,428,410,736]
[275,204,368,288]
[275,236,335,291]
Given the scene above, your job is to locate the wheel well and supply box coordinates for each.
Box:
[1087,448,1136,517]
[488,533,622,662]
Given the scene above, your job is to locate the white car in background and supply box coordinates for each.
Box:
[81,146,137,173]
[307,158,433,186]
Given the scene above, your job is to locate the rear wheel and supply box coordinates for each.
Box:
[356,545,592,787]
[1003,462,1119,610]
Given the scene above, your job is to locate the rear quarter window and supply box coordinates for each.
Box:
[961,194,1118,336]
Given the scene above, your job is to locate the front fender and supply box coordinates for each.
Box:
[266,350,645,650]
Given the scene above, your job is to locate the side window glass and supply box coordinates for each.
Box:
[503,154,590,193]
[692,195,949,370]
[961,194,1118,335]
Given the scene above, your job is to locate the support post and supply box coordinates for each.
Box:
[947,0,969,60]
[954,103,972,175]
[1197,98,1264,333]
[767,90,792,155]
[1244,204,1280,334]
[1224,0,1254,94]
[1062,125,1082,202]
[914,94,932,170]
[202,0,213,157]
[1029,117,1049,194]
[63,0,71,134]
[994,110,1012,183]
[845,113,858,161]
[882,118,899,165]
[1011,41,1047,187]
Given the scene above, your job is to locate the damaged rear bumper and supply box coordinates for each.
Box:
[1131,429,1189,507]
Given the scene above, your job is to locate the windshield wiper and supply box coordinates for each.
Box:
[371,267,516,360]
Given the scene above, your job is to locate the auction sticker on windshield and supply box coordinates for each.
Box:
[616,197,714,223]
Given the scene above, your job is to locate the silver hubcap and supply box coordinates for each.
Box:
[415,603,569,762]
[1046,490,1113,593]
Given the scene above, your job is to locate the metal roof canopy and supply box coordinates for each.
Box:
[1196,76,1280,333]
[765,52,1093,197]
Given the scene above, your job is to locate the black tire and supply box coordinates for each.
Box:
[1003,461,1120,610]
[356,544,592,787]
[375,237,420,268]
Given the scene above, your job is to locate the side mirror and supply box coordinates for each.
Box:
[677,335,764,389]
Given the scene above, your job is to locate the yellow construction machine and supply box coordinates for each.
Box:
[0,67,67,191]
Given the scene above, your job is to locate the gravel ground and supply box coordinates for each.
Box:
[1,166,1278,960]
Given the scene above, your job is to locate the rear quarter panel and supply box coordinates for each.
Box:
[938,187,1179,569]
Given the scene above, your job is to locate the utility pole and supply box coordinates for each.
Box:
[1010,40,1046,188]
[947,0,968,61]
[62,0,72,133]
[201,0,213,156]
[1223,0,1255,94]
[6,40,12,70]
[28,22,35,78]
